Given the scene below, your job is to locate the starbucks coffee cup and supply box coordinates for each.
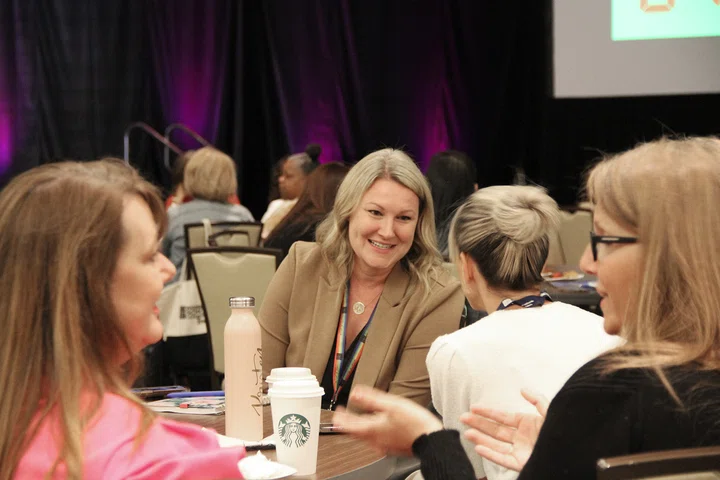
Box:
[268,377,324,475]
[265,367,314,391]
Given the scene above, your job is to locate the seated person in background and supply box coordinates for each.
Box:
[261,146,319,239]
[259,148,465,410]
[165,149,240,212]
[425,149,478,260]
[2,159,245,478]
[265,154,288,205]
[162,146,253,281]
[426,149,484,327]
[426,185,621,480]
[333,136,720,480]
[165,149,194,210]
[264,162,350,259]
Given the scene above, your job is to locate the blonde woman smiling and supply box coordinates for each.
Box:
[259,149,465,410]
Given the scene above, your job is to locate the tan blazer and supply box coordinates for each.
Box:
[259,241,464,408]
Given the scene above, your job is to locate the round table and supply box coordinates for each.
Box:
[163,406,397,479]
[543,265,601,309]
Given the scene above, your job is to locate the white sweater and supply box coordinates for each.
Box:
[427,302,623,480]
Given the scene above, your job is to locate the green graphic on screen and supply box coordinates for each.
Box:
[612,0,720,41]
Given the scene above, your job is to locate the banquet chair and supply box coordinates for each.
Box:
[546,228,566,265]
[188,246,282,390]
[557,208,592,266]
[442,262,460,280]
[597,446,720,480]
[184,221,263,249]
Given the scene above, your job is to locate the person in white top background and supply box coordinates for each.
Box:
[425,185,622,480]
[261,145,320,239]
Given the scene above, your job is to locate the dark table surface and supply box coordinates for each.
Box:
[163,406,395,479]
[543,265,601,309]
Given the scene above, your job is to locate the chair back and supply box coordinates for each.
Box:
[442,262,460,281]
[597,446,720,480]
[557,209,592,266]
[546,228,566,265]
[188,246,282,379]
[184,221,263,250]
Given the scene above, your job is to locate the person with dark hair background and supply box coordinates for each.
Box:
[427,150,484,328]
[426,150,478,260]
[262,144,321,239]
[264,162,350,259]
[305,143,322,164]
[267,155,289,204]
[165,150,195,210]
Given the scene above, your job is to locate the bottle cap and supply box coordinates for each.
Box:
[229,296,255,308]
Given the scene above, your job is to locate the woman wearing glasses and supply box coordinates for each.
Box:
[333,137,720,479]
[424,185,620,480]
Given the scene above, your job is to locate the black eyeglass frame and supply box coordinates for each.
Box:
[589,232,637,261]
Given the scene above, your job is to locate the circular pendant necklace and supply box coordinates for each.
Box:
[350,288,383,315]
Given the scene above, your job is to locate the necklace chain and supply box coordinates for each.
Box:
[351,288,383,315]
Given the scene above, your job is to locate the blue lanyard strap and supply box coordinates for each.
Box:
[496,291,553,311]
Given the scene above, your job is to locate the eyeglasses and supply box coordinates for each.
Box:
[589,232,637,261]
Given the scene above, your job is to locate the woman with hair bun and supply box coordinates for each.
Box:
[264,162,350,259]
[423,185,621,480]
[334,137,720,480]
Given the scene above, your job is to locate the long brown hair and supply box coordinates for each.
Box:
[588,137,720,402]
[266,162,350,241]
[0,159,165,479]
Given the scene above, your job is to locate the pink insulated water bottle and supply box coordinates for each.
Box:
[224,296,263,441]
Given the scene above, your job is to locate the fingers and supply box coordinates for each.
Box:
[467,404,522,430]
[464,428,513,455]
[520,389,550,417]
[348,385,398,414]
[460,412,517,444]
[465,428,521,471]
[332,408,378,435]
[473,444,522,472]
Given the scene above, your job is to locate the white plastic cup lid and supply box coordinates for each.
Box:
[269,379,324,399]
[266,367,313,384]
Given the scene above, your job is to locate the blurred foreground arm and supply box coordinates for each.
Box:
[333,386,476,479]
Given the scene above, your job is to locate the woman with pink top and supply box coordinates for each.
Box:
[0,159,246,479]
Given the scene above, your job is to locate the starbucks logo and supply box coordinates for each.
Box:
[277,414,311,448]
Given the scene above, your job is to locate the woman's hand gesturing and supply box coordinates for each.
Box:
[460,389,549,472]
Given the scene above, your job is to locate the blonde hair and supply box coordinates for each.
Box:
[0,159,162,479]
[316,148,443,292]
[184,146,238,202]
[588,137,720,401]
[448,185,560,291]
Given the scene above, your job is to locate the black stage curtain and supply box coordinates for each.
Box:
[2,0,720,216]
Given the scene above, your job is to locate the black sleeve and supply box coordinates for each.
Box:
[412,430,476,480]
[517,375,638,480]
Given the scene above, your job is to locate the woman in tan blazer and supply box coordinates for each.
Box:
[259,148,465,410]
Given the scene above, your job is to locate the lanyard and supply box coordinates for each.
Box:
[329,281,379,411]
[496,291,553,311]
